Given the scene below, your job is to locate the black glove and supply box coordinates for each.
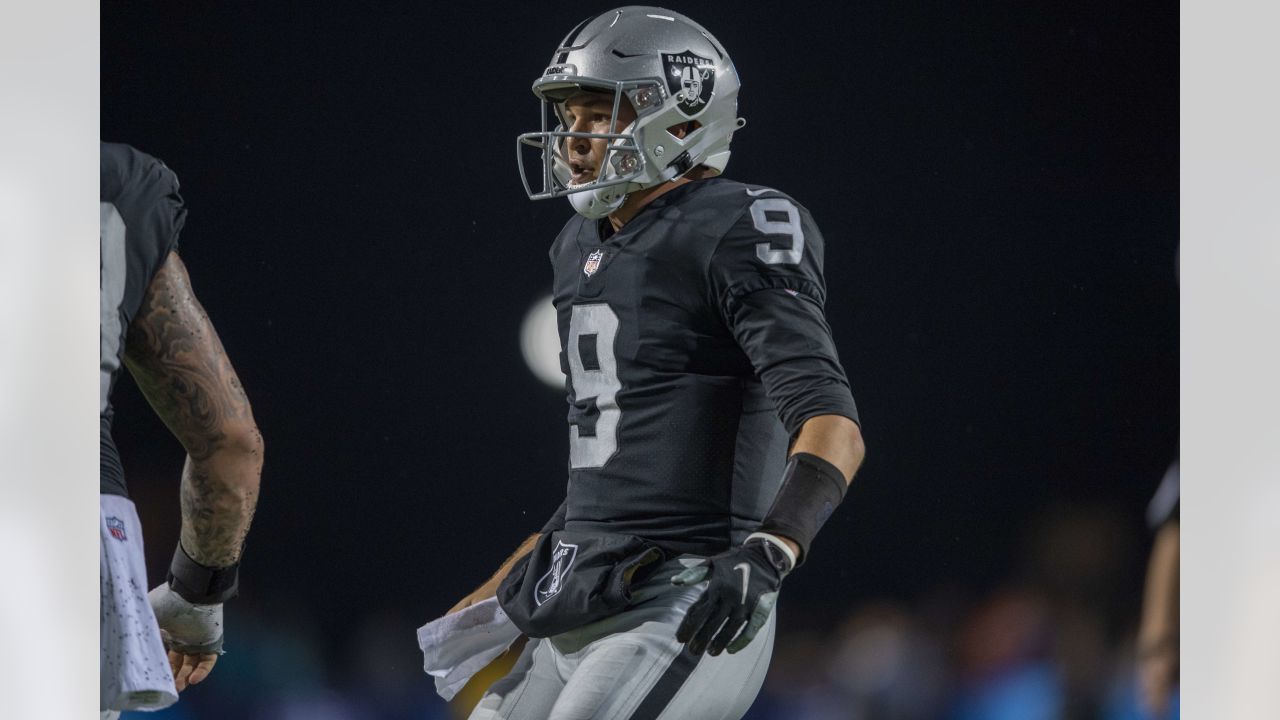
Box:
[671,535,794,656]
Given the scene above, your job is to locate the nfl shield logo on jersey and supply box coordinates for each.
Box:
[534,540,578,606]
[106,516,127,542]
[583,249,605,278]
[663,50,716,116]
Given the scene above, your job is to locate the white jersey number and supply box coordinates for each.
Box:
[100,202,127,414]
[750,197,805,265]
[567,304,621,469]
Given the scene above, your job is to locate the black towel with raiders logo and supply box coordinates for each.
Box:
[497,530,665,638]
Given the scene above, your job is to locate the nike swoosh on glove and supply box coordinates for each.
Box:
[671,538,792,656]
[149,583,225,655]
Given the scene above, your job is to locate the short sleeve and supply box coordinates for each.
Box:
[135,153,187,256]
[101,142,187,257]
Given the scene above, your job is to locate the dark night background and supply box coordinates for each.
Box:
[103,2,1178,718]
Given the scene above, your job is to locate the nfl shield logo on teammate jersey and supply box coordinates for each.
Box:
[534,540,578,606]
[106,516,127,542]
[663,50,716,116]
[583,249,605,278]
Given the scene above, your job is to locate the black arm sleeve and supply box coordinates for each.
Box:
[709,193,860,435]
[724,288,859,435]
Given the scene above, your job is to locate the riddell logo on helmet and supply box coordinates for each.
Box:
[663,51,716,116]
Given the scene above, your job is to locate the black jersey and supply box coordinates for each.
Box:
[551,177,859,556]
[100,143,187,496]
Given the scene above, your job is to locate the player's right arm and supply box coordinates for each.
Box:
[124,250,263,689]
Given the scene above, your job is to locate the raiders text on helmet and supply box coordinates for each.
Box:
[516,7,745,219]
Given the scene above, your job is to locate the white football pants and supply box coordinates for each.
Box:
[100,494,178,713]
[469,556,776,720]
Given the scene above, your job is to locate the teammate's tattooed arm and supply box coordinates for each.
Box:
[124,251,263,568]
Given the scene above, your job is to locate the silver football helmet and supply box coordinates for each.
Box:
[517,7,745,218]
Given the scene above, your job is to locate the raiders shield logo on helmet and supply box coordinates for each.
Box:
[663,50,716,116]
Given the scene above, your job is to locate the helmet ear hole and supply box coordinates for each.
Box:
[666,120,702,140]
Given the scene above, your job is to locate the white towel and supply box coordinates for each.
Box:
[100,494,178,711]
[417,597,522,701]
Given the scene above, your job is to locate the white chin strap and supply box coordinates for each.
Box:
[568,183,628,219]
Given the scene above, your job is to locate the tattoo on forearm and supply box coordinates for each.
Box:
[180,455,259,566]
[125,258,250,460]
[125,253,261,567]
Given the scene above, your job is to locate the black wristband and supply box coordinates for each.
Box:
[756,452,847,566]
[167,542,240,604]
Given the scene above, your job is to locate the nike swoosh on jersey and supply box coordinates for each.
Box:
[733,562,751,604]
[745,187,776,196]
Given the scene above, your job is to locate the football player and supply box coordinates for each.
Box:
[447,8,865,719]
[100,143,263,719]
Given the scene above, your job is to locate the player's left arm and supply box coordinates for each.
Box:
[761,414,864,563]
[675,192,864,655]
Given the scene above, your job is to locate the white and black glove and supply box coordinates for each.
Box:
[672,533,796,656]
[148,583,225,655]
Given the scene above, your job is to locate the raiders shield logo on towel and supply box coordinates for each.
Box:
[534,540,578,606]
[663,50,715,116]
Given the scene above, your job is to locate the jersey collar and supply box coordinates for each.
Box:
[579,178,722,248]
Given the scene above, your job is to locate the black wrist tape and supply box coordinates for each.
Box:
[167,543,240,604]
[757,452,848,566]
